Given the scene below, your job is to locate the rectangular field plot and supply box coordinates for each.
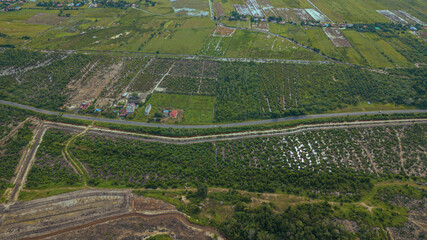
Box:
[342,30,411,68]
[233,4,251,15]
[129,73,161,92]
[184,108,214,123]
[159,75,200,94]
[293,8,313,21]
[392,10,425,26]
[183,95,215,124]
[170,0,209,16]
[169,60,204,77]
[213,2,225,17]
[199,77,217,95]
[257,0,277,17]
[23,12,66,25]
[323,28,352,47]
[275,8,299,21]
[144,58,175,75]
[141,93,214,123]
[147,93,190,109]
[225,30,324,61]
[212,25,235,37]
[159,75,217,95]
[377,10,408,24]
[244,0,264,17]
[200,36,232,56]
[305,9,329,22]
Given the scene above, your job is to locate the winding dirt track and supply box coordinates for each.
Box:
[5,118,426,204]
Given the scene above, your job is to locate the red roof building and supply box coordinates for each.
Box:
[170,110,178,118]
[79,103,90,109]
[119,109,127,117]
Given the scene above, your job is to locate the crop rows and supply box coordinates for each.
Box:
[129,73,161,92]
[26,129,81,189]
[213,62,424,122]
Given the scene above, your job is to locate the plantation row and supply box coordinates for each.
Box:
[24,124,426,201]
[0,105,31,139]
[26,129,81,189]
[0,124,33,181]
[213,62,426,122]
[0,50,93,110]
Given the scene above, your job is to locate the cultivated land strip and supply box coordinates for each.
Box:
[4,118,425,202]
[1,100,426,129]
[5,122,48,202]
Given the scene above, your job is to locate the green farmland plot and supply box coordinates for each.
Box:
[225,29,324,61]
[342,30,411,68]
[269,24,341,60]
[183,95,215,124]
[310,0,427,23]
[135,93,215,124]
[200,36,232,56]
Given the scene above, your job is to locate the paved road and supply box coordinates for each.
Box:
[1,100,426,129]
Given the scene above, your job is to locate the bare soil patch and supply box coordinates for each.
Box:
[24,13,66,25]
[213,2,225,17]
[323,28,352,47]
[293,8,313,21]
[212,25,235,37]
[66,59,124,108]
[276,8,298,21]
[45,213,219,240]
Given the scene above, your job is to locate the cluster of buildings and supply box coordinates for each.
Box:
[118,92,140,117]
[1,0,23,11]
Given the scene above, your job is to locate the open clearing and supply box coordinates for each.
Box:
[0,189,221,240]
[323,28,352,47]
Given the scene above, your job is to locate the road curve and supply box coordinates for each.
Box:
[1,100,426,129]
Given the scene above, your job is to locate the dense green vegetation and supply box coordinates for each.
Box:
[0,123,33,180]
[214,62,425,122]
[135,183,427,240]
[26,129,81,189]
[1,50,424,124]
[0,50,92,109]
[62,124,425,201]
[0,49,51,69]
[0,105,31,139]
[220,202,354,240]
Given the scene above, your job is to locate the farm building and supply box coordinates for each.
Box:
[163,110,169,117]
[170,110,178,118]
[120,109,127,117]
[145,104,152,116]
[79,103,90,109]
[126,103,135,114]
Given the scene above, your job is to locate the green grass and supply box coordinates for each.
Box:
[149,93,191,109]
[342,30,399,68]
[200,36,233,56]
[269,24,342,60]
[215,0,245,15]
[183,95,215,124]
[142,17,215,54]
[135,93,215,124]
[269,0,311,8]
[310,0,427,23]
[225,29,324,60]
